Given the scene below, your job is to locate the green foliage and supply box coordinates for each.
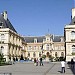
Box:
[0,53,6,65]
[0,53,4,61]
[42,55,46,59]
[72,52,75,55]
[59,57,65,61]
[54,57,59,61]
[49,55,54,62]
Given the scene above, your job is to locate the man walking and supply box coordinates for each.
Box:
[61,59,65,73]
[40,57,43,66]
[71,58,74,69]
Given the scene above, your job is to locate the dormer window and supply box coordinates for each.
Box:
[60,37,64,42]
[0,22,3,28]
[71,31,75,40]
[34,38,37,43]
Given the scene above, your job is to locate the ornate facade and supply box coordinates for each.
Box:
[0,11,26,61]
[24,34,65,60]
[0,10,66,62]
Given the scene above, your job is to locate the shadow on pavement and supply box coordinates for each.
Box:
[67,62,75,75]
[58,71,62,73]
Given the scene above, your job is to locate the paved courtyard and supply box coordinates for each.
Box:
[0,62,74,75]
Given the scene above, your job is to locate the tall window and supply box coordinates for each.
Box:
[1,34,5,40]
[34,38,37,43]
[33,52,36,57]
[28,52,30,57]
[39,46,42,50]
[34,46,36,50]
[39,52,41,57]
[71,31,75,40]
[28,46,31,50]
[55,52,57,57]
[46,44,49,50]
[61,52,64,57]
[55,46,58,50]
[0,22,3,28]
[72,45,75,53]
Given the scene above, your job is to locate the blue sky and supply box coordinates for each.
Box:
[0,0,74,36]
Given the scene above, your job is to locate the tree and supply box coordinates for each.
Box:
[0,53,5,64]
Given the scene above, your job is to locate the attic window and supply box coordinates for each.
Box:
[0,22,3,28]
[34,38,37,43]
[0,23,2,26]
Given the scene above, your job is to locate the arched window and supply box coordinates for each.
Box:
[72,45,75,53]
[71,31,75,40]
[46,52,49,57]
[61,52,64,57]
[33,52,36,57]
[28,52,30,57]
[55,52,57,57]
[34,46,36,50]
[39,52,41,57]
[46,44,49,50]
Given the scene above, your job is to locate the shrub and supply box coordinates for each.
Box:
[54,57,59,61]
[72,52,75,55]
[42,55,46,59]
[59,57,65,61]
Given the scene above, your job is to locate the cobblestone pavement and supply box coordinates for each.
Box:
[0,62,74,75]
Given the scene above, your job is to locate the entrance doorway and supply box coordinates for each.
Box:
[46,52,49,57]
[20,54,23,60]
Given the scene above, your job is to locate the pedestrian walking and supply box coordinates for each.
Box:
[40,57,43,66]
[71,58,74,69]
[61,59,65,73]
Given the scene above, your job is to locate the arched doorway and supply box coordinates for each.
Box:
[46,52,49,57]
[39,52,41,57]
[20,54,23,60]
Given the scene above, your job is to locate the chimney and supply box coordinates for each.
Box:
[3,11,7,20]
[72,8,75,19]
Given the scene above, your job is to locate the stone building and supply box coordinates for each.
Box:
[64,8,75,61]
[24,34,65,60]
[0,11,26,61]
[0,10,65,62]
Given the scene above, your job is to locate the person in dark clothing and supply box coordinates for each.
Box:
[40,57,43,66]
[71,58,74,69]
[34,58,36,65]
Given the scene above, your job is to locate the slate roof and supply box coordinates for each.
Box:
[24,35,64,43]
[69,16,75,25]
[0,13,17,32]
[24,36,45,43]
[53,35,64,42]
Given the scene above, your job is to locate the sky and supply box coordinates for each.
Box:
[0,0,74,36]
